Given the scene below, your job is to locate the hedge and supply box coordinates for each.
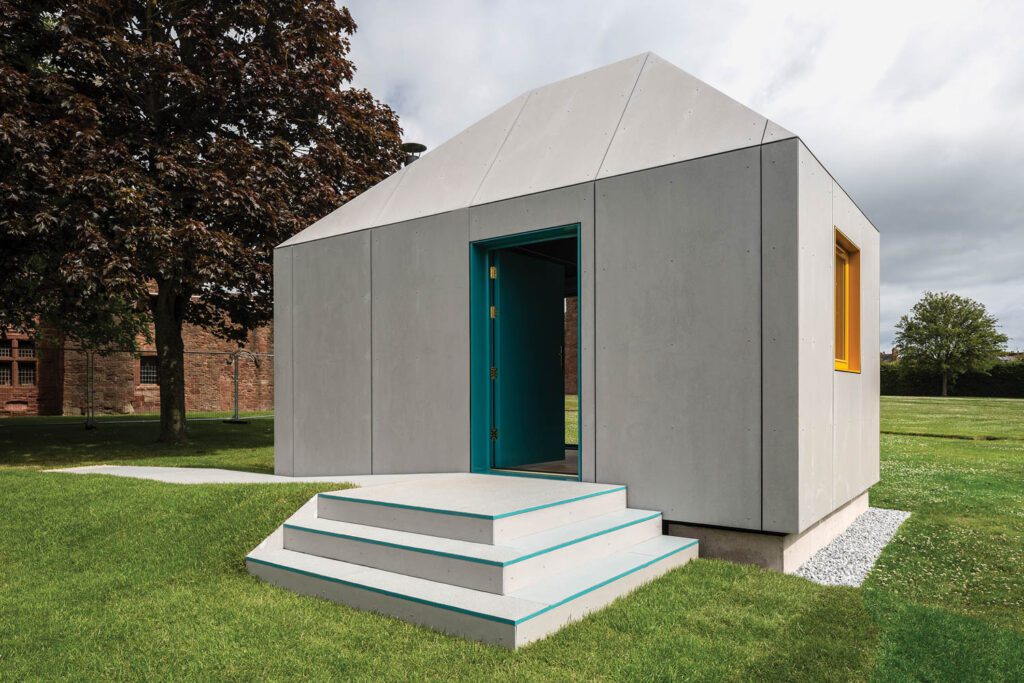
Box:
[881,361,1024,398]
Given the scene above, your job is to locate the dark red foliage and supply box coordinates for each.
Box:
[1,1,403,438]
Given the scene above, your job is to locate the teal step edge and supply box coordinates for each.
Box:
[283,512,662,567]
[318,485,626,521]
[247,538,697,626]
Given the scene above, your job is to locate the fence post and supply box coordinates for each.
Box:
[84,349,97,430]
[223,350,259,424]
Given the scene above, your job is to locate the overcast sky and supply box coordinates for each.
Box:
[343,0,1024,350]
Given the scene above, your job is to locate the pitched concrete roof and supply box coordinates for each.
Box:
[281,52,795,247]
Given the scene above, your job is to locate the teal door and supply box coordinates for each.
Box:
[491,250,566,468]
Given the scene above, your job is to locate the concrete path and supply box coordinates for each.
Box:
[47,465,463,486]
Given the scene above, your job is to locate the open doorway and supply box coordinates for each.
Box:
[470,224,580,479]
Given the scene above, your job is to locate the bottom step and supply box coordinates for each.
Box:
[247,529,697,648]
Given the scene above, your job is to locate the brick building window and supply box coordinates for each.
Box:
[0,340,10,357]
[17,340,34,358]
[0,363,10,385]
[139,356,159,385]
[18,363,35,386]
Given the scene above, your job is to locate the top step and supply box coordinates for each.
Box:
[317,474,627,544]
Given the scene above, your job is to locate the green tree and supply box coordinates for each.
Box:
[895,292,1008,396]
[1,1,403,440]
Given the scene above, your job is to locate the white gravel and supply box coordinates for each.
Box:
[796,507,911,587]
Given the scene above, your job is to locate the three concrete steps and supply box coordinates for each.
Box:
[247,474,698,647]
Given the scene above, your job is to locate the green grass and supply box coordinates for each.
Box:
[880,396,1024,440]
[0,397,1022,680]
[565,394,578,445]
[0,413,275,472]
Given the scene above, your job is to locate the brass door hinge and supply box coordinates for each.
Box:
[490,366,498,380]
[489,265,497,279]
[490,427,498,441]
[489,305,496,319]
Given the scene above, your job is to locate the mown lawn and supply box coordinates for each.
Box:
[0,397,1022,680]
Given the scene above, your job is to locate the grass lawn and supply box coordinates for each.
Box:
[1,397,1022,680]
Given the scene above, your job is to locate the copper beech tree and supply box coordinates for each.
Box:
[1,1,403,440]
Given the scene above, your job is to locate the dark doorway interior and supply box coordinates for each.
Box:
[488,235,579,477]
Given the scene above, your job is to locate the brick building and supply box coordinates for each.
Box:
[1,323,272,417]
[564,296,578,395]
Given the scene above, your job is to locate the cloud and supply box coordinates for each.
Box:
[343,0,1024,349]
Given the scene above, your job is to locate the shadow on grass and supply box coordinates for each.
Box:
[0,417,274,472]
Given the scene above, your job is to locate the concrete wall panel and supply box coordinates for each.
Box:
[860,224,881,494]
[372,210,471,473]
[832,184,880,504]
[377,95,530,227]
[273,248,294,475]
[598,54,766,179]
[469,184,596,481]
[595,148,762,529]
[473,54,646,206]
[760,140,800,531]
[290,233,372,475]
[796,144,837,531]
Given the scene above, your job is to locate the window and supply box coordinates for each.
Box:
[18,363,35,386]
[139,356,158,385]
[17,340,34,358]
[834,229,861,372]
[0,340,10,357]
[0,363,10,385]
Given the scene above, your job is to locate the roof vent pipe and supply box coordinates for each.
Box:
[401,142,427,166]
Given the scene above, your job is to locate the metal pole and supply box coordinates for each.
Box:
[84,350,96,430]
[223,350,258,424]
[232,352,240,421]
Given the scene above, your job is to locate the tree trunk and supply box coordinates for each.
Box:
[941,371,948,397]
[153,283,188,442]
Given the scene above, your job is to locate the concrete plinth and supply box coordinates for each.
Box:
[666,491,868,573]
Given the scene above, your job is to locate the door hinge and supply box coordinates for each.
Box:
[489,265,497,279]
[490,427,498,441]
[489,305,496,319]
[490,366,497,380]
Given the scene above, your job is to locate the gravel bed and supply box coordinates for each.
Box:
[795,507,911,587]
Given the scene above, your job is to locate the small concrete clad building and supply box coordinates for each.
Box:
[271,53,879,578]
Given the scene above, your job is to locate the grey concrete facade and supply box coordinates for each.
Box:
[273,52,880,537]
[371,211,471,473]
[594,148,762,529]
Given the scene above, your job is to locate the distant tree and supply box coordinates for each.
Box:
[0,1,403,441]
[894,292,1008,396]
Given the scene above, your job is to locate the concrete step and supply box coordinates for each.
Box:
[247,529,698,648]
[316,474,627,544]
[284,505,663,594]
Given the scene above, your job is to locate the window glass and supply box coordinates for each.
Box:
[140,356,159,385]
[18,363,35,386]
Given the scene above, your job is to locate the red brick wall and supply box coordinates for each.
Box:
[564,297,578,395]
[2,335,35,414]
[59,324,274,416]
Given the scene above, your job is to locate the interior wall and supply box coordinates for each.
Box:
[594,148,763,529]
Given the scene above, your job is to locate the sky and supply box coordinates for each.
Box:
[342,0,1024,350]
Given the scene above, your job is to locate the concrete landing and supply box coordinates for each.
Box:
[248,475,698,647]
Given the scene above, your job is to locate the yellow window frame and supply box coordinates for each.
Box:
[834,228,861,373]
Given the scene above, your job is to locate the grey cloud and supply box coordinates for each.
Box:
[342,0,1024,349]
